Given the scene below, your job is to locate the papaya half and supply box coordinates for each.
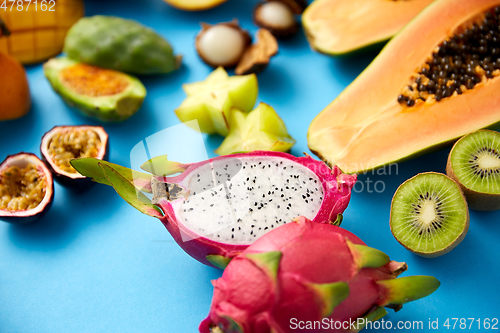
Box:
[308,0,500,174]
[302,0,435,55]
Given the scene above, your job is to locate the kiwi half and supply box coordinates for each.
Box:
[447,130,500,211]
[390,172,469,258]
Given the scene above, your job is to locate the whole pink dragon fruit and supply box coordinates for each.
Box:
[71,151,356,268]
[200,216,440,333]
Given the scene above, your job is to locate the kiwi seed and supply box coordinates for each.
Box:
[390,172,469,258]
[447,129,500,211]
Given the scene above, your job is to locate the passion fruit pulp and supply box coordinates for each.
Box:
[41,126,109,190]
[0,153,54,224]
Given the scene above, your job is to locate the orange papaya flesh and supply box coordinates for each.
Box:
[308,0,500,174]
[302,0,435,55]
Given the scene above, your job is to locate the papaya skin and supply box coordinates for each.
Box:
[0,52,30,121]
[308,0,500,174]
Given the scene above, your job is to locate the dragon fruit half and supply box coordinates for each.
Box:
[71,151,356,268]
[200,216,440,333]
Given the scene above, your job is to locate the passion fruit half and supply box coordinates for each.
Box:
[41,126,109,190]
[0,153,54,224]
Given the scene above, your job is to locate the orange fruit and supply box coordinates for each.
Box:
[0,52,30,121]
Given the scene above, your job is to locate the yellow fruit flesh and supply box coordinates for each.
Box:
[0,0,84,64]
[47,129,102,174]
[0,164,46,211]
[163,0,228,11]
[60,64,130,97]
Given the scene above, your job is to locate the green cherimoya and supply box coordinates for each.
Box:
[64,16,181,75]
[175,67,258,136]
[215,103,295,155]
[44,57,146,122]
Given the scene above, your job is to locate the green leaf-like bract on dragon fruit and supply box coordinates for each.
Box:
[71,151,357,268]
[200,216,440,333]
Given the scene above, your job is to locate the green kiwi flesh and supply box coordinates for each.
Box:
[447,130,500,211]
[390,172,469,258]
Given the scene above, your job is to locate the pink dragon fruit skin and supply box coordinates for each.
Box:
[200,216,440,333]
[71,150,356,269]
[153,151,357,268]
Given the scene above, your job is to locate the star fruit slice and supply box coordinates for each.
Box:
[215,102,296,155]
[175,67,258,136]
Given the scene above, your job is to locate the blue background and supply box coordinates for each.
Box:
[1,0,500,332]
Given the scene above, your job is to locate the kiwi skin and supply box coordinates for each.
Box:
[446,130,500,211]
[390,172,470,258]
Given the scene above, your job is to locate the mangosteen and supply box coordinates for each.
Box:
[254,1,300,38]
[0,153,54,224]
[196,20,252,68]
[41,125,109,190]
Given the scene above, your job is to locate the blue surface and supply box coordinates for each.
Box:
[1,0,500,332]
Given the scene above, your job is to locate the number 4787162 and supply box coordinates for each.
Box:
[1,0,56,12]
[443,318,499,330]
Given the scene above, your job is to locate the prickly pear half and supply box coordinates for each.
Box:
[64,16,181,75]
[200,216,440,333]
[71,151,356,268]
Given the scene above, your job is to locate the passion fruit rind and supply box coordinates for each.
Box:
[44,57,147,122]
[0,153,54,224]
[41,126,109,190]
